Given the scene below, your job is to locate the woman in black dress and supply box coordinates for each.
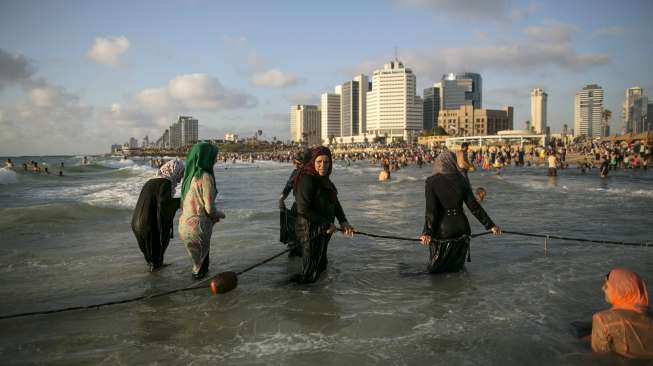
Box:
[293,146,354,283]
[419,151,500,273]
[131,160,184,272]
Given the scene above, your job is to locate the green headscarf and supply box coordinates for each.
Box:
[180,142,219,201]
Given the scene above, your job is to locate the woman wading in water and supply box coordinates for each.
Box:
[419,151,501,273]
[293,146,354,283]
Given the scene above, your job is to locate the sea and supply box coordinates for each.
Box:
[0,155,652,365]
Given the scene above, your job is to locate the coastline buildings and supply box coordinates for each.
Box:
[154,115,199,148]
[437,105,513,136]
[366,59,423,141]
[290,105,321,145]
[320,90,341,145]
[340,75,369,137]
[423,82,441,131]
[574,84,604,138]
[441,72,482,110]
[530,88,548,134]
[622,87,648,134]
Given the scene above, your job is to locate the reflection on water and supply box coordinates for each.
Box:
[0,158,652,365]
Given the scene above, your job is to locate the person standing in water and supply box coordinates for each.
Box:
[131,159,184,272]
[293,146,354,283]
[419,151,501,273]
[592,269,653,359]
[178,143,225,280]
[547,152,558,177]
[279,149,310,257]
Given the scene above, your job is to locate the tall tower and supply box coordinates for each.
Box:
[622,87,648,134]
[366,59,422,142]
[320,88,341,145]
[530,88,548,134]
[289,105,321,145]
[574,84,604,138]
[423,82,441,131]
[440,72,482,110]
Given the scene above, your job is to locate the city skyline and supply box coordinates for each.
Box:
[1,0,652,155]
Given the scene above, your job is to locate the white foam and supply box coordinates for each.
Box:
[95,158,138,169]
[0,167,18,185]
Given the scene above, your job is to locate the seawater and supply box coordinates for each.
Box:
[0,156,652,365]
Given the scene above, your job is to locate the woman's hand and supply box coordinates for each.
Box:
[419,235,431,246]
[490,226,501,235]
[340,222,355,237]
[326,223,338,234]
[213,210,226,223]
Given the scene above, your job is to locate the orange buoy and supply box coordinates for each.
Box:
[210,271,238,295]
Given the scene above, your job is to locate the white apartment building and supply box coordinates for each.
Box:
[530,88,548,134]
[321,91,341,145]
[290,105,321,145]
[366,59,423,142]
[574,84,604,138]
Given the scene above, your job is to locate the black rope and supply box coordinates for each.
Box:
[502,230,651,248]
[353,230,492,241]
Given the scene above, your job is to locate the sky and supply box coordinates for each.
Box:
[0,0,652,155]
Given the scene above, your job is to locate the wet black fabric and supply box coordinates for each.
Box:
[294,175,347,283]
[422,174,494,273]
[422,174,494,239]
[131,178,180,267]
[428,236,470,273]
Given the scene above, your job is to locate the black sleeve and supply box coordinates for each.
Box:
[281,169,297,198]
[422,178,438,236]
[334,199,348,225]
[463,184,495,230]
[158,180,180,238]
[296,176,330,227]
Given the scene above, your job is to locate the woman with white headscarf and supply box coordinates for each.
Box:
[419,151,500,273]
[131,159,184,272]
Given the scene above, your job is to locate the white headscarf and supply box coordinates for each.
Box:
[157,160,185,193]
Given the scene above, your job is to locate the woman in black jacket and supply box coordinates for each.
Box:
[293,146,354,283]
[419,151,500,273]
[131,160,184,272]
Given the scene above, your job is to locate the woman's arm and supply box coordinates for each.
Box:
[591,313,612,353]
[463,183,495,230]
[201,173,224,221]
[422,178,438,237]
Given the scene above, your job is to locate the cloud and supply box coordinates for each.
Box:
[221,35,248,46]
[251,68,300,88]
[168,73,257,109]
[85,36,130,67]
[0,48,35,89]
[344,19,610,83]
[285,92,320,105]
[0,83,96,155]
[395,0,535,21]
[593,26,625,37]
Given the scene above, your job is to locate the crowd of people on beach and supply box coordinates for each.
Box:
[128,140,651,360]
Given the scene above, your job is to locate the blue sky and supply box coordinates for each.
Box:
[1,0,652,155]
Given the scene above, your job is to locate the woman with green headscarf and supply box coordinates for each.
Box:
[179,142,225,280]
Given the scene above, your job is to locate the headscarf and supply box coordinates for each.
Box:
[156,159,185,193]
[605,269,649,314]
[293,146,337,201]
[432,151,459,176]
[181,142,219,201]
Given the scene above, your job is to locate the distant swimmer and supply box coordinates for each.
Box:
[599,156,609,178]
[4,158,14,169]
[379,161,391,181]
[419,151,500,274]
[82,156,88,165]
[547,153,558,177]
[475,187,486,202]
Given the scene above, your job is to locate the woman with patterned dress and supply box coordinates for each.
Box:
[131,159,184,272]
[178,143,225,280]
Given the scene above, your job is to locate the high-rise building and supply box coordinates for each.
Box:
[530,88,548,134]
[290,105,321,145]
[423,83,441,131]
[178,116,199,147]
[321,91,341,145]
[438,105,513,136]
[141,135,149,148]
[440,72,482,110]
[340,74,369,137]
[648,103,653,132]
[129,137,138,149]
[366,59,423,141]
[574,84,604,138]
[622,87,648,134]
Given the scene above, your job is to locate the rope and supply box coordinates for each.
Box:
[502,230,651,247]
[353,230,492,241]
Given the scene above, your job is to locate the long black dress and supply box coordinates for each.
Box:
[131,178,180,269]
[295,175,347,283]
[422,174,495,273]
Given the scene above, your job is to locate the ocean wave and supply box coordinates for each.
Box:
[588,187,653,198]
[0,203,128,229]
[0,168,18,185]
[35,175,148,209]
